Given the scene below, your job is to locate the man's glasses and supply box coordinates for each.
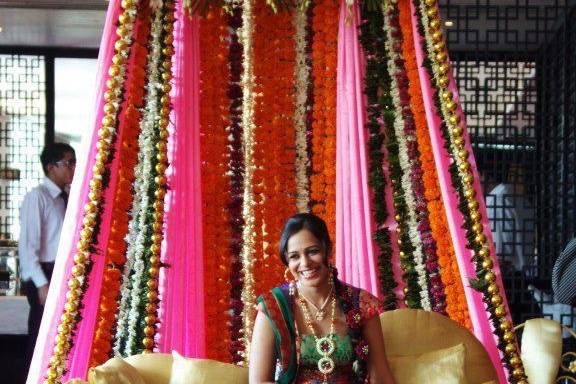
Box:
[54,159,77,168]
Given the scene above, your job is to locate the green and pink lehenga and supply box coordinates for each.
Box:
[257,279,384,384]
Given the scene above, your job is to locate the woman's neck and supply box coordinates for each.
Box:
[297,280,333,307]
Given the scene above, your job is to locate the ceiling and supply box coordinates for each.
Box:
[0,1,106,49]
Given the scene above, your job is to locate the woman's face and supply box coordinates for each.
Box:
[286,229,330,289]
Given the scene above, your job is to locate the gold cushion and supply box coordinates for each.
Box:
[169,351,248,384]
[124,353,173,384]
[380,309,497,384]
[389,343,467,384]
[88,357,145,384]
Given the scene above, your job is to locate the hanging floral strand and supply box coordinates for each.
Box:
[116,4,166,356]
[42,0,140,382]
[227,7,247,365]
[88,2,152,366]
[294,1,311,213]
[397,0,470,327]
[358,1,397,310]
[384,1,445,312]
[200,5,233,362]
[238,0,257,365]
[414,0,526,381]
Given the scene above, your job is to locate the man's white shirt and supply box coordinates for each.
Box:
[18,177,66,287]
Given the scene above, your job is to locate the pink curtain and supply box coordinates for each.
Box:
[335,0,379,296]
[156,3,205,357]
[409,2,509,381]
[27,1,123,382]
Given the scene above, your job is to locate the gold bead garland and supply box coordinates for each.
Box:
[416,0,527,381]
[42,1,139,383]
[141,0,176,353]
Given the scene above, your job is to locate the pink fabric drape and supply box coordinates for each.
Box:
[335,0,379,296]
[27,1,122,383]
[409,2,508,381]
[156,3,205,357]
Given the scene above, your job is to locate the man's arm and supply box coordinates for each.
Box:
[19,191,48,303]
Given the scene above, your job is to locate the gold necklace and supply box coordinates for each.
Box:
[297,284,334,321]
[297,289,337,383]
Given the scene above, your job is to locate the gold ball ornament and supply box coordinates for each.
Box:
[451,126,463,136]
[459,162,471,173]
[477,247,489,258]
[482,259,494,270]
[144,326,155,337]
[438,63,450,75]
[433,41,445,53]
[159,117,170,129]
[155,175,167,186]
[108,64,121,77]
[162,46,175,56]
[503,331,515,342]
[149,266,160,278]
[429,18,441,30]
[71,264,86,277]
[103,90,114,102]
[47,367,58,380]
[463,187,475,198]
[150,244,161,256]
[509,354,522,367]
[472,222,483,233]
[445,100,457,111]
[145,303,157,313]
[474,233,487,244]
[112,54,125,65]
[500,319,512,331]
[147,279,158,290]
[64,301,78,312]
[145,315,157,325]
[437,76,449,88]
[453,136,465,148]
[116,26,128,38]
[162,83,172,93]
[147,291,158,302]
[463,174,474,185]
[163,24,174,34]
[142,337,154,349]
[150,255,160,265]
[448,114,460,126]
[155,163,167,174]
[458,149,469,161]
[114,39,128,53]
[121,0,135,8]
[486,283,498,294]
[164,34,174,45]
[155,188,166,199]
[425,0,436,6]
[517,380,528,384]
[162,61,172,71]
[432,30,443,42]
[504,342,517,354]
[484,271,496,283]
[68,277,81,289]
[102,115,115,128]
[435,51,447,62]
[512,368,525,378]
[427,8,438,18]
[469,210,481,222]
[491,294,503,306]
[494,305,506,317]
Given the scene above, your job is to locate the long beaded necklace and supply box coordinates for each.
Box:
[297,288,337,383]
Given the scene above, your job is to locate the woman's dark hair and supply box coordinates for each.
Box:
[278,213,332,265]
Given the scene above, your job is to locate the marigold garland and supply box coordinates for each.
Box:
[42,1,139,382]
[396,0,470,328]
[252,0,297,298]
[310,0,338,243]
[199,5,233,362]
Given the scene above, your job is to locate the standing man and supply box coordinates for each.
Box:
[19,142,76,370]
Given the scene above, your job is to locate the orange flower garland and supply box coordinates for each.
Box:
[310,0,338,243]
[396,0,470,329]
[199,6,233,362]
[252,1,297,296]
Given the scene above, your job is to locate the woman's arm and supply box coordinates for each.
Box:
[363,315,396,384]
[249,309,277,384]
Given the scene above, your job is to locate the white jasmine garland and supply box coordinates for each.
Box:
[114,9,164,357]
[383,4,432,311]
[293,2,310,213]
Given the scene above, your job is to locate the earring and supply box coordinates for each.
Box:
[284,267,296,296]
[328,264,334,287]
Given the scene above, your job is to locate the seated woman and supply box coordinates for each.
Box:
[249,213,395,383]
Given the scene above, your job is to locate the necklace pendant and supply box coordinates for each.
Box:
[315,310,325,321]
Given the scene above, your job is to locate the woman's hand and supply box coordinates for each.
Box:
[363,315,396,384]
[249,309,277,383]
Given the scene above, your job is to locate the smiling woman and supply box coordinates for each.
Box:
[249,213,396,384]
